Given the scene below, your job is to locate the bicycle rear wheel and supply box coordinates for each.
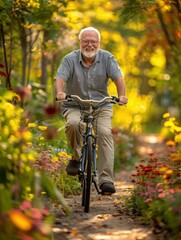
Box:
[83,137,93,213]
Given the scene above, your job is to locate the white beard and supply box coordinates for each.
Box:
[81,47,98,59]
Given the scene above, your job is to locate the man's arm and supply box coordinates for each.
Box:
[114,76,128,104]
[55,77,66,100]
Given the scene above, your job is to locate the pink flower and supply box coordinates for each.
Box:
[144,198,153,203]
[169,189,175,194]
[158,193,166,198]
[19,201,31,211]
[156,183,163,189]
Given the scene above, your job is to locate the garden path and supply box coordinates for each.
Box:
[53,134,166,240]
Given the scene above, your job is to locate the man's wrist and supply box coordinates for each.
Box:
[56,92,66,100]
[119,95,128,104]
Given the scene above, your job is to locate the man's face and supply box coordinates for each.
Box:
[80,30,100,59]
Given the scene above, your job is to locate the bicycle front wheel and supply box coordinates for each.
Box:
[83,136,93,213]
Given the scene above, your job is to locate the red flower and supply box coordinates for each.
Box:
[45,127,58,140]
[0,70,7,77]
[43,104,59,117]
[0,63,5,68]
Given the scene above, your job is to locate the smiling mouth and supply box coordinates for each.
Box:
[85,47,95,51]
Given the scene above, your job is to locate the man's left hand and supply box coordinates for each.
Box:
[119,96,128,104]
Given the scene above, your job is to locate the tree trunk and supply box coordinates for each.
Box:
[18,17,27,86]
[40,30,49,90]
[0,23,11,89]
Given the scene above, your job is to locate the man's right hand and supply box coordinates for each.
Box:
[56,92,66,100]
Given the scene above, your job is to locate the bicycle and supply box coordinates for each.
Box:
[57,95,125,213]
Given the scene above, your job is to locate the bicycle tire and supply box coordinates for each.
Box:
[81,175,86,207]
[84,137,93,213]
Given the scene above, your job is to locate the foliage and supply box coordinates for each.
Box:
[0,201,53,240]
[110,84,153,132]
[113,129,138,171]
[126,113,181,239]
[0,88,71,239]
[1,0,180,131]
[31,149,81,197]
[119,0,181,111]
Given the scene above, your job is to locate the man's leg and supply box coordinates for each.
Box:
[63,108,83,175]
[93,108,115,193]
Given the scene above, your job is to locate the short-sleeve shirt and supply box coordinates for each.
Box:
[56,49,123,109]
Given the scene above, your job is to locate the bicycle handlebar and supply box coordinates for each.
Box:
[56,95,126,106]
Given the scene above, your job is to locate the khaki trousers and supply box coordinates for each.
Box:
[63,108,114,186]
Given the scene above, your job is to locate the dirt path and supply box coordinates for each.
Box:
[53,134,166,240]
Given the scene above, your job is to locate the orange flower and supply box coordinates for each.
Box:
[9,210,32,231]
[166,140,176,146]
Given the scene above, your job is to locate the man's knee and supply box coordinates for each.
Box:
[66,118,80,130]
[97,126,112,137]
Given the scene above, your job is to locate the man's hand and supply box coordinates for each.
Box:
[119,95,128,104]
[56,92,66,100]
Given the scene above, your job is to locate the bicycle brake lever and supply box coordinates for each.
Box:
[111,96,119,103]
[65,95,73,101]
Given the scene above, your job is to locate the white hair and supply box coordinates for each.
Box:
[78,27,101,41]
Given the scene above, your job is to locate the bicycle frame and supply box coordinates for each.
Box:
[56,95,126,212]
[79,104,101,197]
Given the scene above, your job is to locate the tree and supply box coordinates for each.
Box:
[119,0,181,111]
[0,0,69,89]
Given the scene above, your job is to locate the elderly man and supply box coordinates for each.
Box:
[55,27,128,195]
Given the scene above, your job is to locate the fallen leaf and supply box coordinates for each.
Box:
[70,229,79,236]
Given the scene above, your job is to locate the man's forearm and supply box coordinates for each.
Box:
[115,77,126,96]
[114,77,128,104]
[55,77,64,94]
[55,77,66,100]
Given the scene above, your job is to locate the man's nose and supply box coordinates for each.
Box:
[87,41,93,46]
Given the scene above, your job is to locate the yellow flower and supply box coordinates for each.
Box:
[38,126,47,131]
[163,112,170,118]
[28,123,36,128]
[26,186,31,192]
[165,140,176,146]
[22,131,32,141]
[158,167,168,172]
[58,151,67,157]
[27,193,34,201]
[166,169,173,175]
[52,157,58,162]
[38,137,44,141]
[169,152,181,161]
[175,133,181,143]
[174,126,181,133]
[164,121,174,128]
[9,210,32,231]
[20,153,27,162]
[25,166,31,172]
[2,125,9,136]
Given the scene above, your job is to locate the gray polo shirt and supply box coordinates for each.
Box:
[56,49,123,109]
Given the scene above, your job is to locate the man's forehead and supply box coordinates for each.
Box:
[81,30,99,38]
